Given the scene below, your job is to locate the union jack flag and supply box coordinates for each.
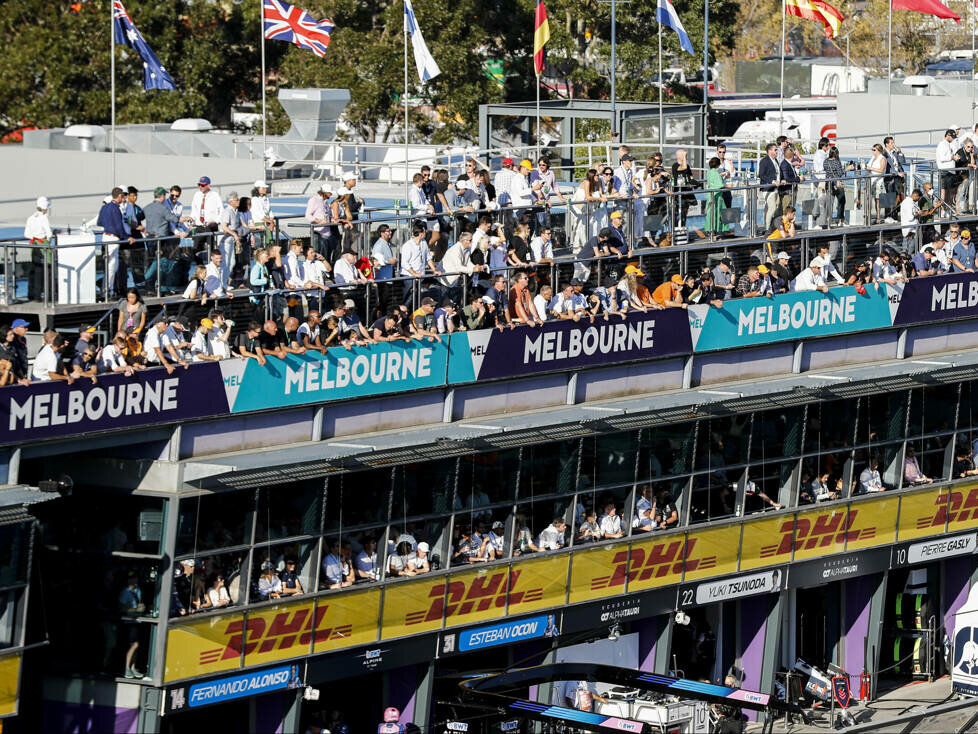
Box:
[263,0,334,58]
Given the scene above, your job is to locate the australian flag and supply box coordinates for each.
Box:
[113,0,177,91]
[263,0,334,58]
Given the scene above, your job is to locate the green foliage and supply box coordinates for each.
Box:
[0,0,735,143]
[0,0,262,139]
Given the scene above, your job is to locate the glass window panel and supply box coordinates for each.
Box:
[38,493,166,556]
[325,470,390,532]
[858,393,907,445]
[522,440,581,498]
[907,386,959,438]
[637,423,695,480]
[176,492,250,556]
[391,459,456,523]
[394,516,449,573]
[250,540,316,602]
[579,432,639,490]
[0,525,29,588]
[690,472,736,524]
[799,453,849,504]
[751,407,803,462]
[904,439,945,485]
[174,552,245,614]
[514,497,572,553]
[0,591,17,648]
[804,400,857,453]
[961,381,978,435]
[456,449,520,509]
[256,479,323,542]
[573,484,633,542]
[745,461,792,515]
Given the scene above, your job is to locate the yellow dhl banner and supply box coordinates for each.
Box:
[163,485,955,680]
[165,590,380,682]
[0,654,20,717]
[382,556,568,639]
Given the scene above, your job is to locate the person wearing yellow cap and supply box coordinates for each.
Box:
[652,274,687,309]
[191,317,222,362]
[509,159,537,226]
[607,210,630,258]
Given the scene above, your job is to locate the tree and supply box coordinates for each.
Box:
[0,0,261,140]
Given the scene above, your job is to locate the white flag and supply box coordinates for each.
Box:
[404,0,441,83]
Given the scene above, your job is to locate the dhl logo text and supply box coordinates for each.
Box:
[589,537,716,590]
[197,606,350,665]
[916,488,978,529]
[761,510,873,557]
[404,570,543,625]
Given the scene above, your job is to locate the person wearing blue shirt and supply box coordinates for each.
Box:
[164,185,190,236]
[249,248,270,305]
[952,230,977,272]
[97,187,134,298]
[371,225,396,281]
[911,247,938,277]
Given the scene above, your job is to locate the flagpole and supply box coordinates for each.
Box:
[972,0,975,130]
[536,76,541,158]
[110,2,116,186]
[779,0,785,137]
[887,0,892,136]
[658,23,664,147]
[611,0,617,142]
[702,0,709,155]
[404,5,410,201]
[260,0,267,177]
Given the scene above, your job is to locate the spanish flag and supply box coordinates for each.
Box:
[533,0,550,76]
[892,0,960,23]
[784,0,844,39]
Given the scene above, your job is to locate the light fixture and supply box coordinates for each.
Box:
[674,611,690,626]
[607,622,620,641]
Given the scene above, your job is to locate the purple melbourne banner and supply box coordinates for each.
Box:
[889,273,978,326]
[0,362,230,445]
[448,309,693,383]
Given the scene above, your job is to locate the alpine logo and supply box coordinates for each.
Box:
[761,510,873,557]
[197,606,350,665]
[917,488,978,529]
[590,538,716,590]
[404,570,543,625]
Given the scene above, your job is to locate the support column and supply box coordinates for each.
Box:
[843,573,878,676]
[389,661,434,730]
[865,572,889,699]
[943,555,978,651]
[738,593,782,722]
[640,614,673,673]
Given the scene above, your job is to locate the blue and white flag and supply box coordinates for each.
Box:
[403,0,441,83]
[113,0,177,90]
[656,0,694,55]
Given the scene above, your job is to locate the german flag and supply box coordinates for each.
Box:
[533,0,550,76]
[784,0,844,39]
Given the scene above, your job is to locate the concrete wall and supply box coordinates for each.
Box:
[0,147,264,226]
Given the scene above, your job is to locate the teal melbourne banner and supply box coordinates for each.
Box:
[688,285,893,352]
[220,340,451,412]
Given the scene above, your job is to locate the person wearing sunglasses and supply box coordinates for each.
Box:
[529,157,566,231]
[952,228,977,273]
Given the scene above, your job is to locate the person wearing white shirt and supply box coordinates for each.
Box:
[300,246,331,310]
[371,224,397,280]
[25,196,53,241]
[408,173,434,222]
[438,233,485,289]
[929,238,951,272]
[284,240,307,290]
[100,336,136,375]
[204,250,231,298]
[530,228,554,263]
[533,285,553,322]
[937,129,962,204]
[612,154,644,237]
[790,257,829,293]
[207,312,233,359]
[901,189,922,244]
[251,179,274,232]
[32,337,70,382]
[858,459,885,494]
[190,176,223,229]
[812,138,829,184]
[333,249,363,288]
[598,504,623,538]
[814,246,845,285]
[25,196,54,301]
[494,158,517,208]
[536,518,567,551]
[191,319,223,362]
[510,163,535,208]
[399,225,428,301]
